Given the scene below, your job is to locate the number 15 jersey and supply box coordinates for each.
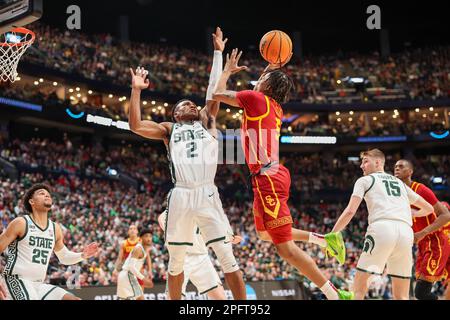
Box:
[352,171,420,226]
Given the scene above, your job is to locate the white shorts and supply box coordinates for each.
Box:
[2,275,69,300]
[357,220,413,279]
[117,271,144,299]
[165,183,233,248]
[182,254,222,295]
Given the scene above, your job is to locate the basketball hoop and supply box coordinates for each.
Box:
[0,27,35,82]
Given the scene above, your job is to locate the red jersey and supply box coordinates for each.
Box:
[121,237,140,259]
[410,181,439,234]
[236,90,283,175]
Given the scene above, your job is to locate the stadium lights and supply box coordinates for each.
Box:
[69,88,74,93]
[434,113,439,117]
[380,110,384,114]
[237,81,242,86]
[152,108,156,112]
[393,115,397,119]
[349,117,353,122]
[232,115,237,119]
[147,115,151,120]
[429,107,434,111]
[337,80,342,84]
[53,82,58,86]
[34,81,39,85]
[88,90,93,94]
[336,111,340,116]
[337,118,342,122]
[16,76,21,81]
[39,78,44,83]
[77,93,81,98]
[349,111,354,115]
[164,103,168,107]
[151,101,156,105]
[158,106,163,110]
[415,108,420,112]
[109,94,113,98]
[422,114,427,118]
[70,96,75,100]
[76,87,80,92]
[226,109,230,113]
[373,117,377,121]
[239,110,243,114]
[288,126,292,132]
[143,101,147,105]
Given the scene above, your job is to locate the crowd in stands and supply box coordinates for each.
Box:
[1,135,449,299]
[23,22,449,103]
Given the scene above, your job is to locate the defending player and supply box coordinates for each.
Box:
[212,49,352,299]
[394,159,450,300]
[331,149,434,300]
[117,229,154,300]
[442,201,450,300]
[0,184,99,300]
[128,28,246,300]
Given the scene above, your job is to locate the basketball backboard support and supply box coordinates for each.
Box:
[0,0,42,33]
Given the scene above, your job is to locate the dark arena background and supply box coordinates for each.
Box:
[0,0,449,308]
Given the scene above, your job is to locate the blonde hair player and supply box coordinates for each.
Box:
[0,184,99,300]
[331,149,434,300]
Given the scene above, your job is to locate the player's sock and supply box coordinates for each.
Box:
[320,281,339,300]
[309,232,327,247]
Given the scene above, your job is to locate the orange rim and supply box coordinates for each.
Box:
[0,27,35,47]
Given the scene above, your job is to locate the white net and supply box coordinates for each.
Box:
[0,28,34,82]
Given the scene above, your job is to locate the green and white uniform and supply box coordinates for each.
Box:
[352,171,420,278]
[1,216,68,300]
[117,243,146,299]
[165,121,234,249]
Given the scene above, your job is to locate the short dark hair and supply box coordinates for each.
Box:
[399,159,414,170]
[22,183,52,214]
[264,70,294,104]
[139,229,152,238]
[171,99,190,122]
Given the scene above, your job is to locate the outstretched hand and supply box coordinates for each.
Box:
[223,48,248,75]
[212,27,228,52]
[82,242,99,259]
[130,66,150,90]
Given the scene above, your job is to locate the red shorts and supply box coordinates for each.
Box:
[415,231,450,282]
[442,226,450,285]
[251,164,293,245]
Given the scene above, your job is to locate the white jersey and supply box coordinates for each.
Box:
[167,121,218,185]
[122,243,147,273]
[3,216,56,282]
[352,171,420,226]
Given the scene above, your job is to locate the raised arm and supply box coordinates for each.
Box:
[200,27,227,120]
[212,48,248,107]
[129,67,172,141]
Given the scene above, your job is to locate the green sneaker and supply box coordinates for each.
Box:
[338,290,354,300]
[324,231,346,265]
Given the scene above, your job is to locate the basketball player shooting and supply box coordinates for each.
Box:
[212,48,353,300]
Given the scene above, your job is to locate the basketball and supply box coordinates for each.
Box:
[259,30,292,65]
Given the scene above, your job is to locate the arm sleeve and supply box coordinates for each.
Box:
[417,185,439,206]
[206,51,223,101]
[54,245,84,265]
[351,176,371,199]
[236,90,267,117]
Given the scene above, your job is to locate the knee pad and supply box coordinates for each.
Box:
[414,280,437,300]
[167,246,187,276]
[210,242,239,274]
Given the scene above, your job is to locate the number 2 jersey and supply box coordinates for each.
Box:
[3,215,56,282]
[167,121,218,185]
[352,171,420,226]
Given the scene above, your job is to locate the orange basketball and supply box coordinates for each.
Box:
[259,30,292,65]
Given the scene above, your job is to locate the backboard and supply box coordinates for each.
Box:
[0,0,42,33]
